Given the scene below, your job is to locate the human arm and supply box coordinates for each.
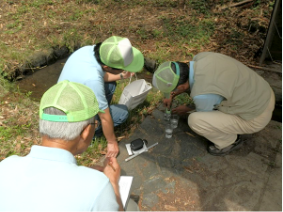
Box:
[85,79,119,157]
[104,71,134,82]
[103,157,124,211]
[163,81,190,109]
[98,108,119,158]
[163,95,173,109]
[171,94,224,115]
[172,105,195,116]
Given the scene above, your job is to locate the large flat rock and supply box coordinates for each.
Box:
[117,109,282,211]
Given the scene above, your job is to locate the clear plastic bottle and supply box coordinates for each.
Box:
[164,109,171,122]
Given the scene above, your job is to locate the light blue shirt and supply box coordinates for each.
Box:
[0,145,119,211]
[58,45,108,110]
[189,61,224,111]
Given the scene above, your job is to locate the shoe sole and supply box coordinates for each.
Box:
[208,141,244,156]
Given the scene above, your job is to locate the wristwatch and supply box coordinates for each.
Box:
[120,73,124,79]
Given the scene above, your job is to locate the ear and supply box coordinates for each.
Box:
[80,124,92,142]
[102,65,108,70]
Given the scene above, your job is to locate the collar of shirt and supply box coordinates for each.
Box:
[27,145,77,165]
[189,61,195,90]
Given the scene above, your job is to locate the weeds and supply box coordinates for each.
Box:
[0,73,40,157]
[160,16,215,49]
[188,0,210,15]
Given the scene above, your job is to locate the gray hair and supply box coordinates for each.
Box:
[39,107,94,141]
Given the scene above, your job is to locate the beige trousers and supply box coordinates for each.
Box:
[188,90,275,149]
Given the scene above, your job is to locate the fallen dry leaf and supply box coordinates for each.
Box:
[15,143,21,151]
[185,132,195,137]
[117,136,125,141]
[184,166,193,173]
[164,205,177,211]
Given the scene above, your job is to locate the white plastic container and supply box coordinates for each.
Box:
[118,79,152,110]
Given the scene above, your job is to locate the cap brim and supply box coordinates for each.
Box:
[123,47,144,72]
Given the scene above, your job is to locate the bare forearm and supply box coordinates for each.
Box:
[104,72,121,82]
[99,109,119,157]
[99,110,117,143]
[112,184,124,211]
[101,120,116,143]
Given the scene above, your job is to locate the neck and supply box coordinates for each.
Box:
[41,136,79,155]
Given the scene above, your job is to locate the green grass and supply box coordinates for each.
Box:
[0,75,40,160]
[76,137,108,166]
[188,0,210,15]
[161,16,215,45]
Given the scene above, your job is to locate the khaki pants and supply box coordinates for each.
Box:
[188,90,275,149]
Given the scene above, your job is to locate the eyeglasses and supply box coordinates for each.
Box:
[90,120,100,129]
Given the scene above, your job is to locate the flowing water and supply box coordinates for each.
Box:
[15,58,153,102]
[16,58,67,101]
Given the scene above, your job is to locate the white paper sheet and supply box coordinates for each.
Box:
[118,176,133,208]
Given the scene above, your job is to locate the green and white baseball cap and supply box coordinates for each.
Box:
[99,36,144,72]
[39,80,104,122]
[152,61,180,98]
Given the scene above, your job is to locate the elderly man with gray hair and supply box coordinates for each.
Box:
[0,80,124,211]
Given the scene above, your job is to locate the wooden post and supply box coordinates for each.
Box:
[259,0,281,64]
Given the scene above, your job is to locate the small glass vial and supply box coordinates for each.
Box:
[165,123,173,138]
[170,114,179,129]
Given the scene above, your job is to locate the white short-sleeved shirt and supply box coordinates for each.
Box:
[0,145,119,211]
[58,45,108,110]
[189,61,224,111]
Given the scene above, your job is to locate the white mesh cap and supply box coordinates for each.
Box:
[99,36,144,72]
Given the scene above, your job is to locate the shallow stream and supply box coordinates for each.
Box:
[16,58,67,101]
[15,58,152,101]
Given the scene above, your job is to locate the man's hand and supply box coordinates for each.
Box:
[121,71,134,79]
[163,97,172,109]
[103,157,121,184]
[103,157,124,211]
[172,105,192,116]
[106,141,119,158]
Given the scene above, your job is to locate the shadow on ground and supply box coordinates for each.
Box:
[117,107,282,211]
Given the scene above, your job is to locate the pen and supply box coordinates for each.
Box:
[108,162,116,172]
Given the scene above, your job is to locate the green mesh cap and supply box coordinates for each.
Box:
[99,36,144,72]
[39,80,104,122]
[152,61,180,94]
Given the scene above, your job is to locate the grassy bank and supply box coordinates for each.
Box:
[0,78,40,160]
[0,0,274,165]
[1,0,274,76]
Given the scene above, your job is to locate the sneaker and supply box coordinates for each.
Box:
[208,136,245,156]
